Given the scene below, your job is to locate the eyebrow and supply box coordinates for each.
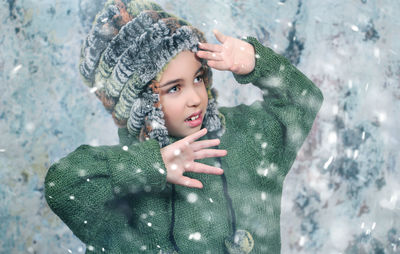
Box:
[160,66,204,88]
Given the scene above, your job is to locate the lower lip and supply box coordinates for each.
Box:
[185,113,203,127]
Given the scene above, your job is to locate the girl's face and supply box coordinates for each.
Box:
[158,51,208,138]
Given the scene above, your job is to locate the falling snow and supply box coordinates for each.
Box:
[173,149,181,156]
[188,232,202,241]
[3,1,400,253]
[78,169,87,177]
[187,193,198,203]
[261,192,267,201]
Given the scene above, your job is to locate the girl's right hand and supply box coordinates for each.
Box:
[160,128,227,189]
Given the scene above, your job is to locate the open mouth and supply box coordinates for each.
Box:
[186,114,200,121]
[185,111,203,127]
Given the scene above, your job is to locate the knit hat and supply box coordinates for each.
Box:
[79,0,225,147]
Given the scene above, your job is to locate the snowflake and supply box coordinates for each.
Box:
[151,120,163,129]
[254,133,262,141]
[264,76,282,87]
[257,168,269,177]
[261,142,267,149]
[187,193,198,203]
[78,169,87,177]
[25,122,35,133]
[261,191,267,201]
[351,25,359,32]
[323,156,334,170]
[188,232,202,241]
[173,149,181,156]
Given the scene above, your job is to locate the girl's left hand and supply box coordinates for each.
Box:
[196,29,256,75]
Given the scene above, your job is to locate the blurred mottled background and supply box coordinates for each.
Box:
[1,0,399,253]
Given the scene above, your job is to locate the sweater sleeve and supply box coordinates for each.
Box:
[233,37,324,174]
[44,138,167,246]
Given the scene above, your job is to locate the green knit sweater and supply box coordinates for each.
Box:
[45,37,324,253]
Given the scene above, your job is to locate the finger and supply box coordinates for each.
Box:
[184,128,208,143]
[191,139,220,152]
[175,176,203,189]
[206,60,231,71]
[193,149,228,160]
[213,29,228,43]
[198,42,223,52]
[185,162,224,175]
[196,51,224,61]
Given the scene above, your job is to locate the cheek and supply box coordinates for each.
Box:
[200,86,208,104]
[160,97,180,120]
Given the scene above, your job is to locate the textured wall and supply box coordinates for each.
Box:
[1,0,399,253]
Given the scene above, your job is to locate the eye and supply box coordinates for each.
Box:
[194,74,204,84]
[167,85,180,94]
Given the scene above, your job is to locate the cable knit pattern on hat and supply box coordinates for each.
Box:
[79,4,120,86]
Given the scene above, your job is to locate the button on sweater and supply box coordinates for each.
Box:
[45,37,324,253]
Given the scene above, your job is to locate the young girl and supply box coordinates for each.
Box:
[45,0,324,253]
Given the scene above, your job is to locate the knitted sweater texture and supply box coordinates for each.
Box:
[45,37,324,253]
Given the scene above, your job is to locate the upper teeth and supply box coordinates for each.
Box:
[189,115,199,121]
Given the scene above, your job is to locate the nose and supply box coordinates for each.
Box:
[186,86,201,107]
